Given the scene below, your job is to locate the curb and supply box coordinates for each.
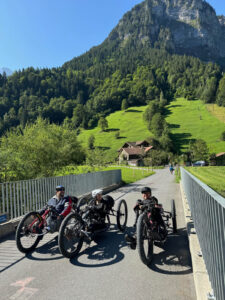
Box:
[180,183,213,300]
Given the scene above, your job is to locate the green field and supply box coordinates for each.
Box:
[165,98,225,153]
[186,166,225,198]
[77,106,152,158]
[55,165,155,185]
[77,98,225,161]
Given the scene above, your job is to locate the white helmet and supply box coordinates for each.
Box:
[92,189,103,198]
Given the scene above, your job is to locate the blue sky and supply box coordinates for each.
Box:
[0,0,224,71]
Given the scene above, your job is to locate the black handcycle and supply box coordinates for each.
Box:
[58,197,128,258]
[136,199,177,265]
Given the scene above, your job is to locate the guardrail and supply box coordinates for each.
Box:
[0,170,121,221]
[180,167,225,300]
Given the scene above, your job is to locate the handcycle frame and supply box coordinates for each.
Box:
[15,196,78,254]
[15,206,60,253]
[136,199,177,266]
[58,197,128,259]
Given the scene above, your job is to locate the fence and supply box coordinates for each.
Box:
[180,167,225,300]
[0,170,121,221]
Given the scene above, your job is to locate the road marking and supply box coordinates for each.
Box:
[10,277,38,300]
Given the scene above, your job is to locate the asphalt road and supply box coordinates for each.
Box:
[0,167,196,300]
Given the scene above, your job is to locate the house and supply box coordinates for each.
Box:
[118,140,153,166]
[215,152,225,166]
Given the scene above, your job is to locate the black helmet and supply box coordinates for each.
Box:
[56,185,65,191]
[141,186,151,194]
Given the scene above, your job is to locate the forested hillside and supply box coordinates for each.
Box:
[0,51,224,136]
[0,0,225,182]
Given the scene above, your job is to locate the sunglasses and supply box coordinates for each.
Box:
[56,188,65,192]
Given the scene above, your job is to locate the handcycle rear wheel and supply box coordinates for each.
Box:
[58,213,84,259]
[137,213,153,265]
[116,199,128,232]
[16,211,43,253]
[171,199,177,233]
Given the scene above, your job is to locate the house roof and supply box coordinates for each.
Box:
[121,142,137,147]
[135,140,149,146]
[216,152,225,157]
[144,146,153,152]
[123,148,144,155]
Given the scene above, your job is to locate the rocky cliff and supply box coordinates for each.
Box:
[107,0,225,65]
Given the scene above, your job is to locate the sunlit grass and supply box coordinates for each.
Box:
[77,106,152,159]
[186,166,225,198]
[166,98,225,153]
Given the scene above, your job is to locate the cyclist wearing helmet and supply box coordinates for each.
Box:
[39,185,75,232]
[125,186,164,249]
[81,189,114,239]
[133,186,158,228]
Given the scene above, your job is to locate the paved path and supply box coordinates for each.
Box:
[0,168,196,300]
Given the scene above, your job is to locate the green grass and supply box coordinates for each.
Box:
[76,99,225,160]
[186,166,225,198]
[77,106,152,158]
[165,98,225,153]
[55,165,155,185]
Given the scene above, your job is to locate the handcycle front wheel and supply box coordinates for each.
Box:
[116,199,128,232]
[16,211,43,253]
[171,199,177,233]
[137,213,153,266]
[58,213,84,259]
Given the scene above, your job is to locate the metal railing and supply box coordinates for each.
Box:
[181,167,225,300]
[0,170,121,220]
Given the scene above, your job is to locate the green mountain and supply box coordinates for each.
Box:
[0,0,225,140]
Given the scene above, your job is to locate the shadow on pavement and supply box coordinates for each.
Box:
[70,227,127,268]
[149,227,193,275]
[0,233,27,273]
[25,235,64,261]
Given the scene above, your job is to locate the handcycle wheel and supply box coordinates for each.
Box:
[16,211,43,253]
[58,213,84,259]
[137,213,153,265]
[171,199,177,233]
[116,199,128,232]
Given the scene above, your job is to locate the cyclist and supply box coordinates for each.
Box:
[39,185,75,232]
[125,186,165,249]
[81,189,114,240]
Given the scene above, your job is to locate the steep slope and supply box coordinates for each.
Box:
[64,0,225,69]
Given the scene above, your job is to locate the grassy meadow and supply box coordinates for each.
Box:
[76,98,225,161]
[186,166,225,198]
[165,98,225,153]
[77,106,152,158]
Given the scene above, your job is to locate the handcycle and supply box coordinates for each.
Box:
[136,199,177,265]
[58,197,128,259]
[15,197,78,254]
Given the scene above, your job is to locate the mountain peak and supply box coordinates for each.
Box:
[106,0,225,65]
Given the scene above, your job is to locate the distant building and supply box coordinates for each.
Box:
[118,140,153,166]
[215,152,225,166]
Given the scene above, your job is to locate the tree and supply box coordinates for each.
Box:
[220,131,225,141]
[189,139,209,162]
[98,117,108,131]
[88,134,95,149]
[121,99,128,110]
[0,118,85,181]
[115,130,120,139]
[150,113,165,137]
